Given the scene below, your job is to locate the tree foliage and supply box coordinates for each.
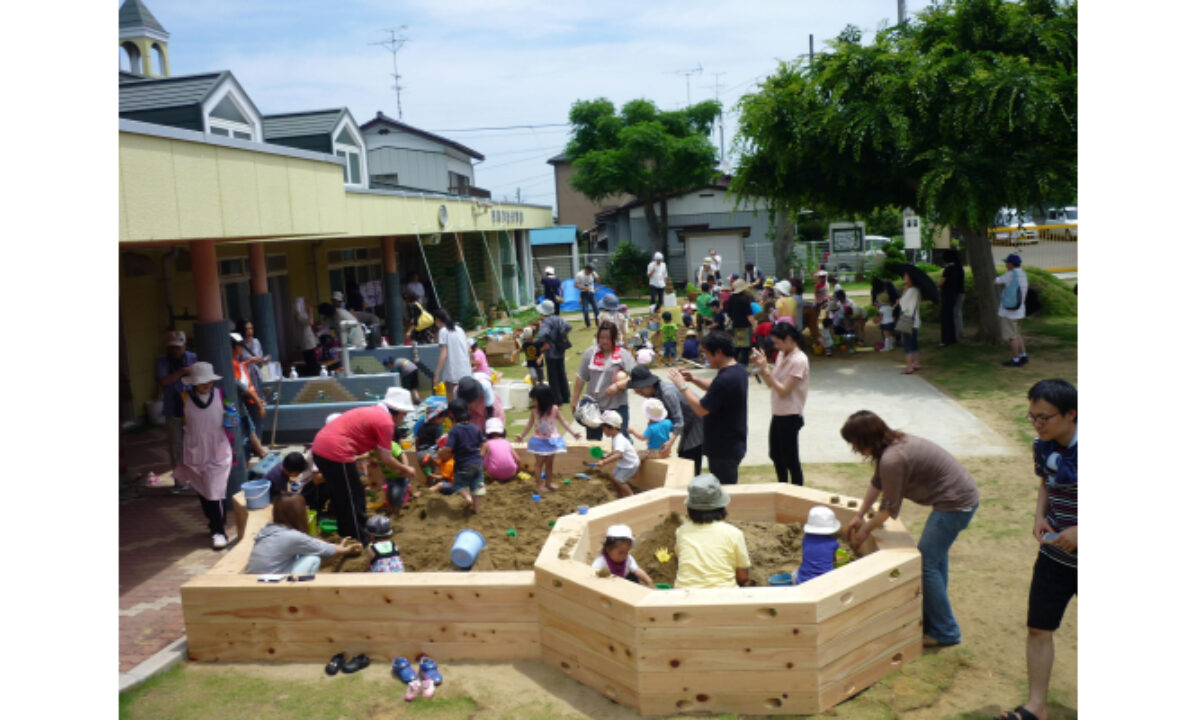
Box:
[566,98,721,256]
[606,241,653,295]
[731,0,1076,342]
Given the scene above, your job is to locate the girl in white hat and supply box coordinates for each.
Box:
[174,362,235,549]
[793,506,842,584]
[591,524,654,587]
[629,397,673,458]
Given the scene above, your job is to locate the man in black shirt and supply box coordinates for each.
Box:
[667,331,748,485]
[938,249,966,347]
[725,279,757,365]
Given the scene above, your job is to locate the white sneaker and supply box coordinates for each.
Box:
[212,533,228,549]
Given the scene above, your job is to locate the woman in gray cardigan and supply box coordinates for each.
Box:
[246,495,361,575]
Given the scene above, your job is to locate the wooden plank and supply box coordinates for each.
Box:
[800,549,923,623]
[539,605,638,670]
[637,688,821,716]
[182,569,536,590]
[541,644,641,712]
[817,634,923,710]
[817,595,922,669]
[814,578,921,647]
[533,563,645,626]
[187,635,539,663]
[637,621,820,650]
[536,589,637,647]
[816,618,923,687]
[633,586,822,626]
[540,624,640,688]
[209,495,270,575]
[184,619,540,646]
[638,668,820,697]
[637,643,819,673]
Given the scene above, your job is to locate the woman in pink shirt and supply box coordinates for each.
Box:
[311,388,416,543]
[469,337,491,376]
[751,322,809,485]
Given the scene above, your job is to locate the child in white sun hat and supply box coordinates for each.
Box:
[630,397,673,458]
[591,410,639,497]
[591,523,654,586]
[793,506,841,584]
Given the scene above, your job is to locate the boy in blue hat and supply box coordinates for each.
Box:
[995,254,1029,366]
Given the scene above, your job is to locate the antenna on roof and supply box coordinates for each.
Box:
[370,26,408,120]
[666,64,703,106]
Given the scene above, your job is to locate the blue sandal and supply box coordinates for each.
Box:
[392,656,417,683]
[418,654,443,685]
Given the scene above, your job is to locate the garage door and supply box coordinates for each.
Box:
[686,233,743,283]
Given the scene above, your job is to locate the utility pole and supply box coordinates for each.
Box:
[809,33,814,64]
[370,27,408,120]
[898,0,907,24]
[705,72,727,171]
[666,64,703,106]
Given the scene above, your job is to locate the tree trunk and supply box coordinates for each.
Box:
[962,226,1001,343]
[773,204,795,277]
[642,197,670,257]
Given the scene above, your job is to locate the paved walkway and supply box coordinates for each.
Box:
[119,427,230,679]
[625,352,1014,465]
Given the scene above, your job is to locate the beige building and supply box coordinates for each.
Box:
[547,153,631,231]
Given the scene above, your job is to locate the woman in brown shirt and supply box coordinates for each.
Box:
[841,410,979,648]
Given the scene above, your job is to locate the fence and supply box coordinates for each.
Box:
[987,224,1077,272]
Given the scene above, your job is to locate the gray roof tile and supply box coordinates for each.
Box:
[262,109,345,139]
[119,0,167,34]
[118,72,225,113]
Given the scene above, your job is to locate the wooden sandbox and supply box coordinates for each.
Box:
[180,454,921,716]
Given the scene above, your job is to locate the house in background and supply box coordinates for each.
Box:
[547,152,632,234]
[361,112,489,197]
[594,176,774,284]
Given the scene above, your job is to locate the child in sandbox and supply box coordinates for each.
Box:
[481,417,520,483]
[437,399,486,514]
[591,410,640,498]
[674,474,751,589]
[515,383,581,494]
[628,398,673,460]
[365,515,404,573]
[792,506,840,584]
[592,523,654,586]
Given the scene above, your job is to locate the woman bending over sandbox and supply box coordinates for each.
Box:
[246,495,361,575]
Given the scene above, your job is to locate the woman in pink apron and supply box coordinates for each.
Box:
[174,362,234,549]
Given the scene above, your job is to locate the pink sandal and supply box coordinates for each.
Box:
[405,679,421,702]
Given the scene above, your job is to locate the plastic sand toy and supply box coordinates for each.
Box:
[589,446,605,459]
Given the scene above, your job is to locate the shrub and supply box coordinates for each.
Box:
[607,241,653,294]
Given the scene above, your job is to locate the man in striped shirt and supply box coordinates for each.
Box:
[997,379,1077,720]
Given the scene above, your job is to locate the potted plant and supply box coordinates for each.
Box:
[685,282,700,303]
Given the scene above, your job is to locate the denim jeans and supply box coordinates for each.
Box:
[918,505,977,644]
[579,291,599,327]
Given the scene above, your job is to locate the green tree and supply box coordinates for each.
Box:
[731,0,1076,342]
[566,98,721,257]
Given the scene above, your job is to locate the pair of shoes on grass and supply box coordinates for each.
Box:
[393,654,442,700]
[325,652,370,676]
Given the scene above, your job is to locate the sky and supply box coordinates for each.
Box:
[125,0,935,213]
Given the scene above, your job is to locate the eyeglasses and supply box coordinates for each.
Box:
[1025,412,1060,425]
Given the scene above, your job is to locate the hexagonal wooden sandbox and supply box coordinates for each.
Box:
[534,484,923,716]
[180,457,921,716]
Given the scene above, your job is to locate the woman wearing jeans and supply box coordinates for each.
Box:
[897,271,922,374]
[840,410,979,648]
[751,322,809,485]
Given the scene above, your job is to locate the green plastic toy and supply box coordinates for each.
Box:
[506,528,517,538]
[589,446,605,459]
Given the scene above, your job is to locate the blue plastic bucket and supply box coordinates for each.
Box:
[768,572,794,587]
[243,480,272,510]
[451,529,487,569]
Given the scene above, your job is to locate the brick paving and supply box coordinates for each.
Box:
[119,426,232,673]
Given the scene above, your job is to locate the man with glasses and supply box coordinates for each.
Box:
[996,379,1077,720]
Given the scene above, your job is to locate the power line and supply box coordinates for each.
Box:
[425,122,569,133]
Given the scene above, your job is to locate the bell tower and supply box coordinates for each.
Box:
[118,0,170,77]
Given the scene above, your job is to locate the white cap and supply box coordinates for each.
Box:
[605,524,634,543]
[164,330,186,347]
[230,332,243,343]
[537,299,555,315]
[804,506,841,535]
[544,266,555,275]
[775,280,792,296]
[652,251,663,261]
[600,410,623,428]
[643,398,667,422]
[468,336,478,347]
[485,417,505,435]
[383,386,415,413]
[331,291,345,302]
[324,412,342,425]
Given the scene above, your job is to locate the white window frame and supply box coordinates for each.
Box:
[331,115,367,188]
[201,77,262,142]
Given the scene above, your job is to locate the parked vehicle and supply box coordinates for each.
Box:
[990,208,1038,246]
[826,234,890,276]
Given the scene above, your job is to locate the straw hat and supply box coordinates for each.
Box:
[182,361,221,386]
[731,278,751,294]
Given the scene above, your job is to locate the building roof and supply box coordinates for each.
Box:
[118,71,227,113]
[263,109,345,139]
[594,175,733,218]
[360,112,485,161]
[547,152,568,165]
[119,0,167,34]
[119,70,144,83]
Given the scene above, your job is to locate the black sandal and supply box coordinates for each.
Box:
[325,652,345,676]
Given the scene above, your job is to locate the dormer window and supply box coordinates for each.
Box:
[207,93,254,141]
[333,125,364,186]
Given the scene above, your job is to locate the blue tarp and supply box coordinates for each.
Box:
[539,279,617,312]
[529,225,577,246]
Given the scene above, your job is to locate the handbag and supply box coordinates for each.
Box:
[895,313,915,334]
[414,303,435,331]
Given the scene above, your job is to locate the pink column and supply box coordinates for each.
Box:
[382,236,397,273]
[248,242,268,295]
